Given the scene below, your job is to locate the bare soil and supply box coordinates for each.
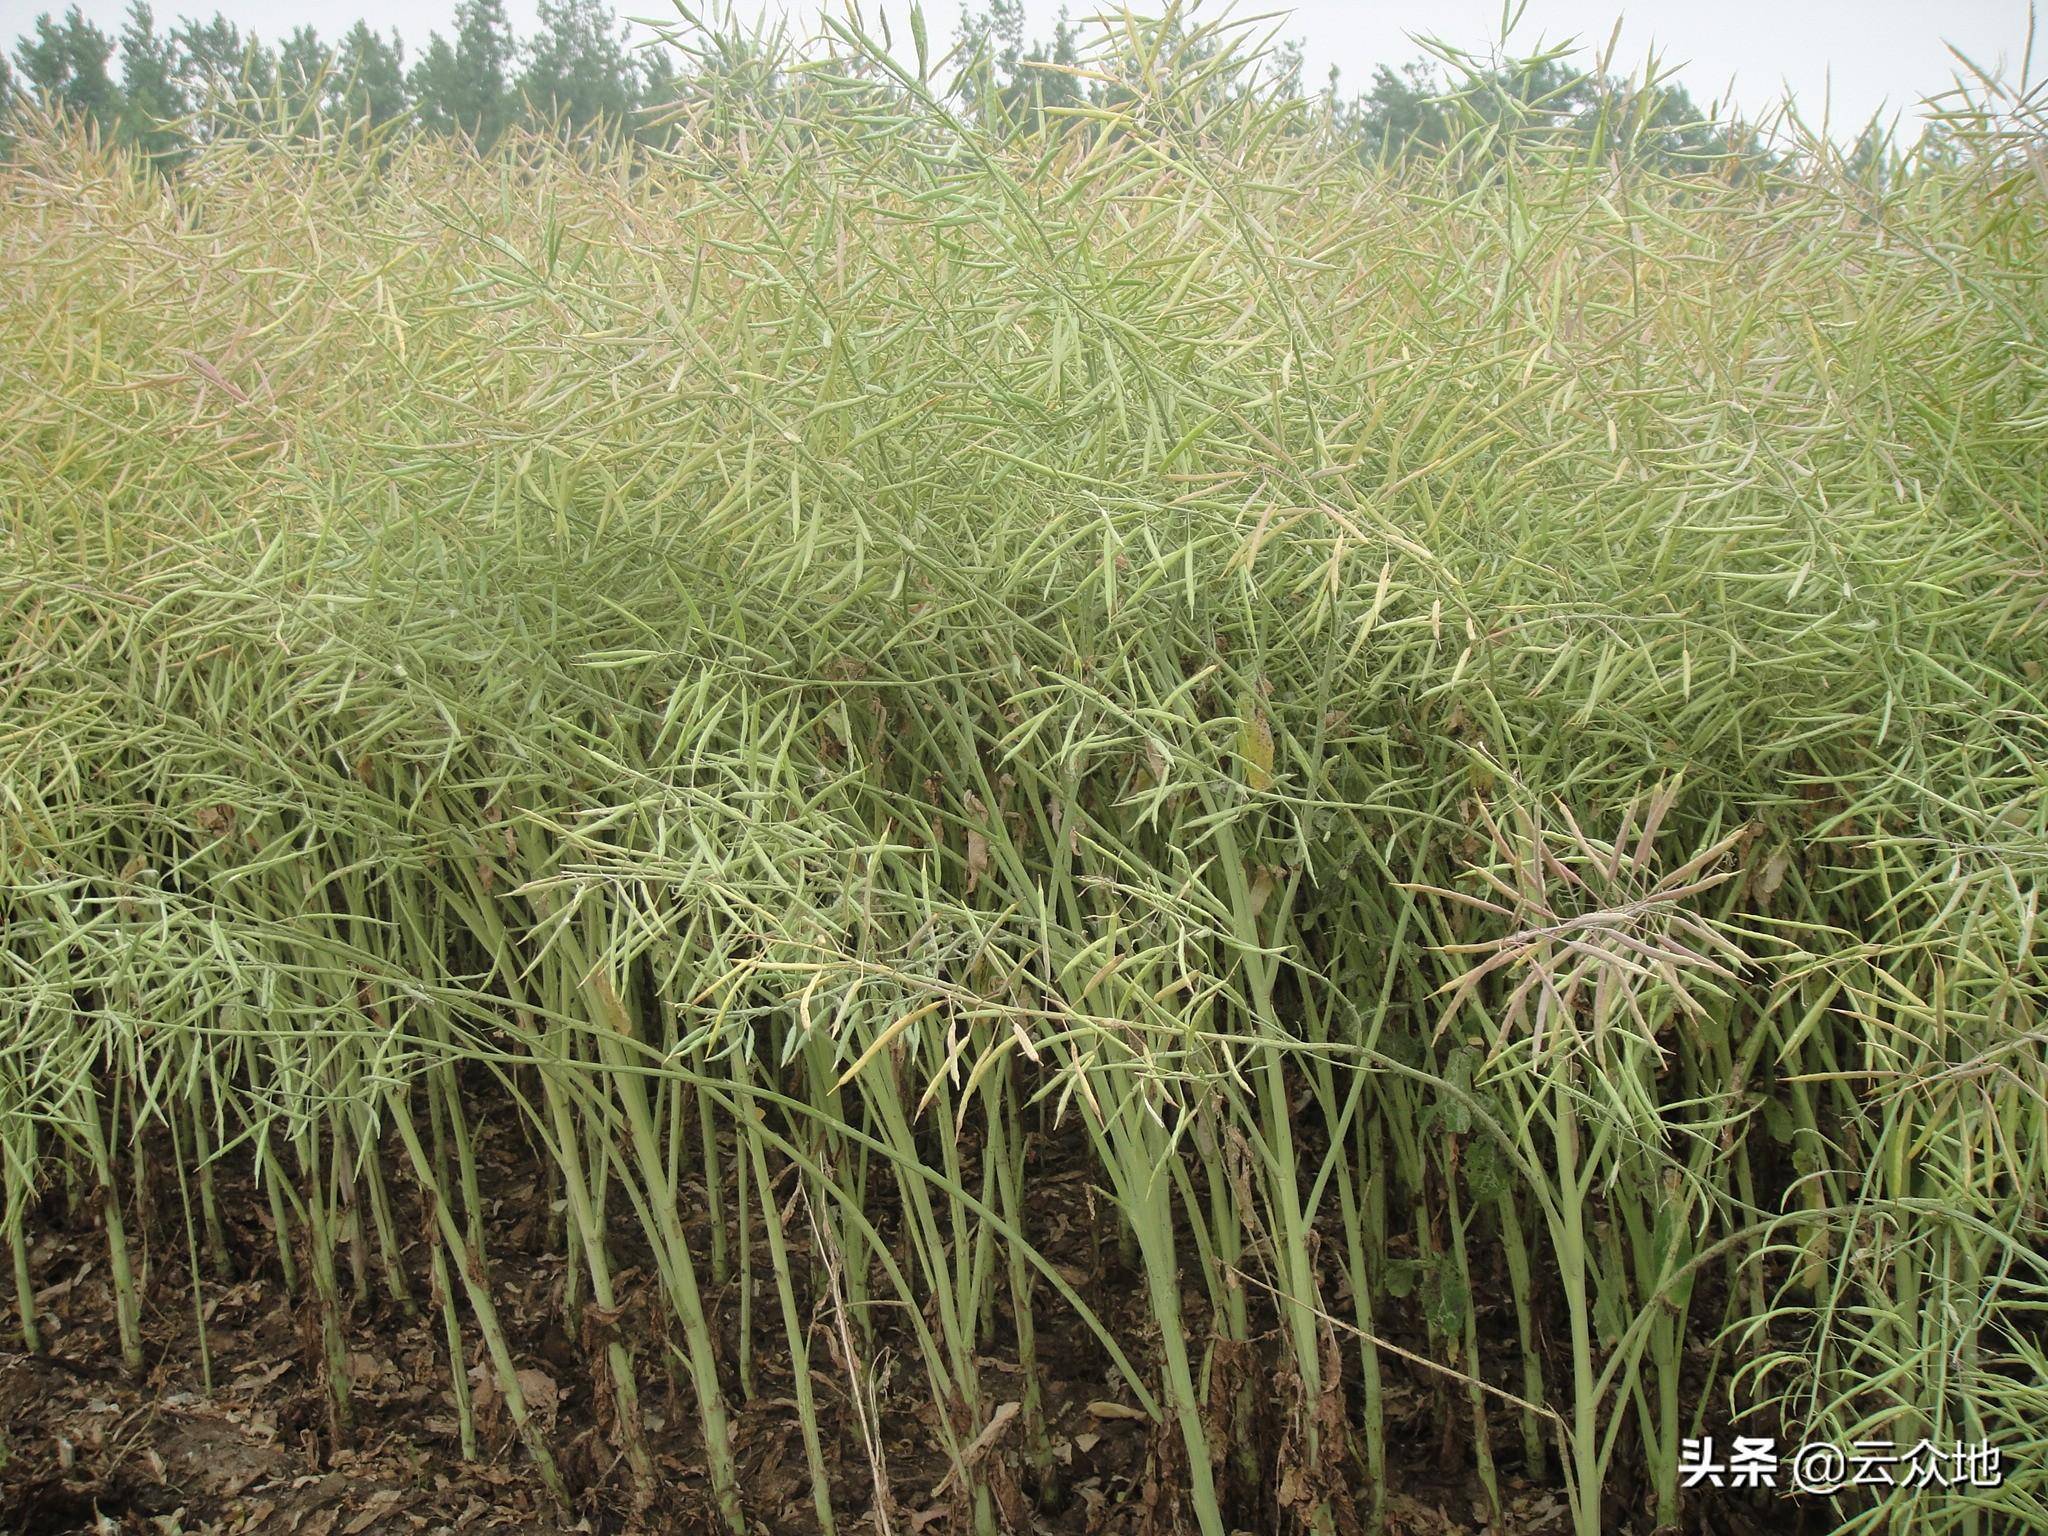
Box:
[0,1104,1787,1536]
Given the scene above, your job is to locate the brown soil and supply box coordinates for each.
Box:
[0,1103,1784,1536]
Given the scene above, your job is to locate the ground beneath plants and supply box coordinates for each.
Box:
[1,1110,1795,1536]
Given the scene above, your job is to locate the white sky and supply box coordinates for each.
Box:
[4,0,2038,132]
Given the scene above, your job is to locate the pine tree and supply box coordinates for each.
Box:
[118,2,185,164]
[14,8,125,135]
[406,35,458,135]
[411,0,515,145]
[956,3,1084,135]
[277,25,329,126]
[172,12,275,117]
[520,0,641,133]
[334,22,406,131]
[1349,60,1454,161]
[1013,9,1083,130]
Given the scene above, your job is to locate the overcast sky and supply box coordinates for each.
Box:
[4,0,2038,132]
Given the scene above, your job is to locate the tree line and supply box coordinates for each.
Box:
[1,0,1818,176]
[3,0,652,158]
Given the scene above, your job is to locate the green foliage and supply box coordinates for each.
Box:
[408,0,516,142]
[2,0,1795,179]
[171,12,272,109]
[955,1,1084,132]
[276,25,330,125]
[1338,44,1762,173]
[333,21,404,130]
[118,3,185,165]
[519,0,646,132]
[14,6,122,134]
[1348,59,1449,158]
[2,13,2044,1536]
